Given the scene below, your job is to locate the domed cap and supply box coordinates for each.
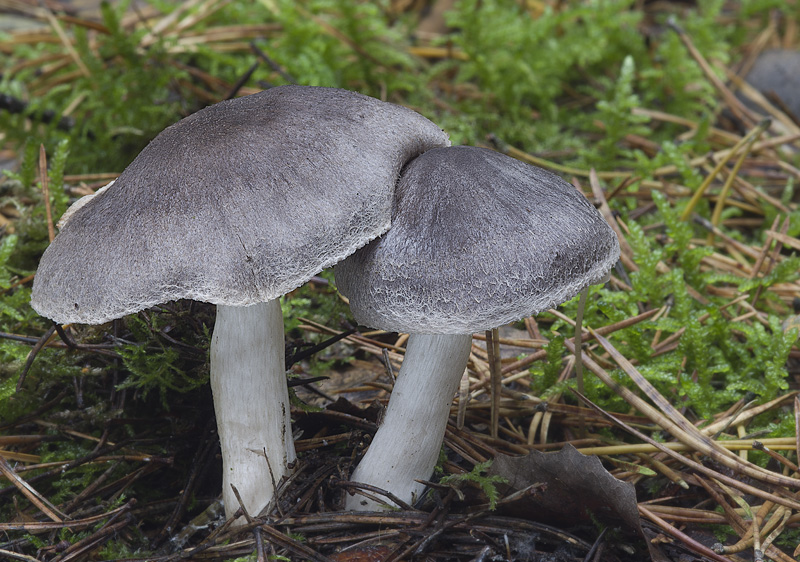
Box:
[31,86,449,324]
[335,146,620,334]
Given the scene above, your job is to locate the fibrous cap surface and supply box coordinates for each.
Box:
[335,146,620,334]
[31,85,449,324]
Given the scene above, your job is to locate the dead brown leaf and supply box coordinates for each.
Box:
[488,445,669,562]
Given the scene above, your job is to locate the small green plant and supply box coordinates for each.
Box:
[589,55,651,166]
[439,460,508,510]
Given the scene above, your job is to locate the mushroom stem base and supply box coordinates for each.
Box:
[210,300,296,522]
[346,333,472,510]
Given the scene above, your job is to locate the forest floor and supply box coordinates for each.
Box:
[1,1,800,561]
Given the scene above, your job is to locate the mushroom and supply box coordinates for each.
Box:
[31,85,449,521]
[743,49,800,118]
[335,146,620,510]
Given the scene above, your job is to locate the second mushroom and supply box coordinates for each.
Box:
[335,146,620,510]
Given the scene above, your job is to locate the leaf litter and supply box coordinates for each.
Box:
[0,1,800,561]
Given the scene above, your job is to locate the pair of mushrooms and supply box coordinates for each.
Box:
[31,86,619,520]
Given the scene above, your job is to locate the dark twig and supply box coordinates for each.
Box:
[53,324,77,348]
[582,527,608,562]
[250,42,297,84]
[259,524,334,562]
[225,61,260,100]
[334,480,417,512]
[286,327,357,368]
[17,324,57,391]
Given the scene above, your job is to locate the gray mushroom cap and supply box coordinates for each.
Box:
[744,49,800,117]
[335,146,620,334]
[31,86,449,324]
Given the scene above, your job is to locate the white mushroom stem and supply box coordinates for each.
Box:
[346,333,473,510]
[210,300,296,522]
